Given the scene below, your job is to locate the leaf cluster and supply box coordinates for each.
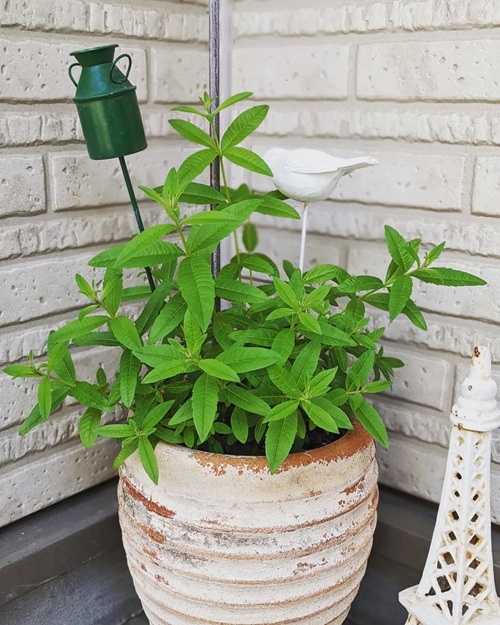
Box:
[5,93,486,483]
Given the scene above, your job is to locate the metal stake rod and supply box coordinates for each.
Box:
[119,155,156,292]
[209,0,221,312]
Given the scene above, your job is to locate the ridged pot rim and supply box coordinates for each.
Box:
[153,419,373,476]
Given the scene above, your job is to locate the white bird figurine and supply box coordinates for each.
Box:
[264,148,379,271]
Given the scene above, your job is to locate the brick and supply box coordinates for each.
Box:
[382,346,452,411]
[0,155,45,217]
[0,438,118,527]
[151,47,208,103]
[0,251,98,328]
[472,157,500,216]
[357,41,500,102]
[0,39,147,102]
[256,107,498,146]
[0,206,164,261]
[232,44,349,100]
[233,1,500,37]
[347,247,498,324]
[0,319,70,367]
[0,0,88,31]
[49,146,189,210]
[253,204,500,259]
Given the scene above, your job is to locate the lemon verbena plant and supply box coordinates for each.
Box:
[5,93,486,483]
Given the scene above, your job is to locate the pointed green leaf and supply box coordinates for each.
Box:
[230,407,249,444]
[309,368,338,397]
[348,351,375,388]
[338,275,384,294]
[142,359,197,384]
[182,212,239,226]
[402,298,427,331]
[265,412,298,474]
[268,365,301,398]
[229,328,276,347]
[19,384,69,435]
[169,119,216,149]
[291,340,321,388]
[263,400,299,423]
[221,105,269,150]
[198,359,240,382]
[365,380,392,393]
[413,267,486,287]
[224,146,273,176]
[224,385,270,417]
[217,346,279,373]
[242,222,258,253]
[53,350,76,386]
[114,225,176,266]
[303,264,350,285]
[426,241,446,265]
[385,225,414,271]
[49,316,109,346]
[215,277,267,304]
[73,332,119,347]
[301,399,339,433]
[389,275,413,322]
[213,91,252,114]
[273,277,299,309]
[113,439,139,469]
[192,373,219,442]
[177,256,214,332]
[178,149,217,187]
[271,329,295,366]
[38,378,52,420]
[255,196,300,219]
[350,395,388,447]
[98,423,135,438]
[71,381,112,412]
[298,312,321,334]
[138,436,159,484]
[75,274,95,300]
[79,408,101,449]
[140,401,175,431]
[179,181,227,205]
[110,316,142,351]
[120,350,141,408]
[313,397,353,429]
[171,104,209,118]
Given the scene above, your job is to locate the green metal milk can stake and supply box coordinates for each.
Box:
[68,44,155,291]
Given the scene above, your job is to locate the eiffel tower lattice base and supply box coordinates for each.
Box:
[400,346,500,625]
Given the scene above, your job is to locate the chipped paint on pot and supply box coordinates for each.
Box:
[118,420,378,625]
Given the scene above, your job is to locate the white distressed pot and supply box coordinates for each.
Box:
[118,420,378,625]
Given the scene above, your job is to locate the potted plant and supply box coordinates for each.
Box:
[5,93,485,625]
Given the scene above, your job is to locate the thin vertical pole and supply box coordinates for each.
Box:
[209,0,221,312]
[119,156,156,292]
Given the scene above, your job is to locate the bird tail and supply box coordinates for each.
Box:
[338,156,379,172]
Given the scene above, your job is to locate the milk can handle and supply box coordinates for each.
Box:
[68,63,81,88]
[110,53,132,84]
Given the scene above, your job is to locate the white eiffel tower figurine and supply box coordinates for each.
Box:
[400,346,500,625]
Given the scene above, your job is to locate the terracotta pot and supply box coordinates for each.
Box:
[118,420,378,625]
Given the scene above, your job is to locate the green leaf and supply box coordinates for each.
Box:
[240,254,279,278]
[183,308,203,355]
[169,119,215,149]
[19,384,69,435]
[138,437,159,484]
[113,241,183,269]
[413,267,486,287]
[271,329,295,366]
[135,280,172,336]
[224,385,270,416]
[188,199,262,254]
[213,91,252,114]
[73,332,119,347]
[75,274,95,300]
[121,286,151,302]
[268,365,301,398]
[182,212,239,226]
[402,298,428,331]
[221,105,269,150]
[120,350,141,408]
[88,243,127,268]
[179,182,227,205]
[263,399,299,423]
[314,397,353,429]
[298,312,321,334]
[265,412,298,474]
[365,380,392,393]
[98,423,135,438]
[113,439,139,469]
[426,241,446,265]
[38,378,52,420]
[79,408,101,449]
[49,316,109,346]
[168,400,193,426]
[114,225,176,267]
[230,407,249,444]
[301,399,339,433]
[291,340,321,388]
[224,147,273,176]
[53,350,76,385]
[242,222,258,253]
[171,104,209,118]
[337,276,384,294]
[142,359,197,384]
[304,285,331,309]
[363,293,390,312]
[71,381,112,412]
[255,196,300,219]
[303,264,350,285]
[148,293,187,344]
[389,275,413,322]
[110,316,142,351]
[309,368,338,397]
[311,321,356,347]
[350,395,388,447]
[215,278,267,304]
[229,328,276,347]
[273,277,299,310]
[3,364,39,378]
[178,149,217,187]
[177,256,215,332]
[348,351,375,388]
[385,225,414,271]
[192,373,219,442]
[217,346,279,373]
[141,401,175,431]
[198,359,240,382]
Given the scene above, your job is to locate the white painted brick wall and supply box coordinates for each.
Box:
[233,1,500,518]
[0,0,208,526]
